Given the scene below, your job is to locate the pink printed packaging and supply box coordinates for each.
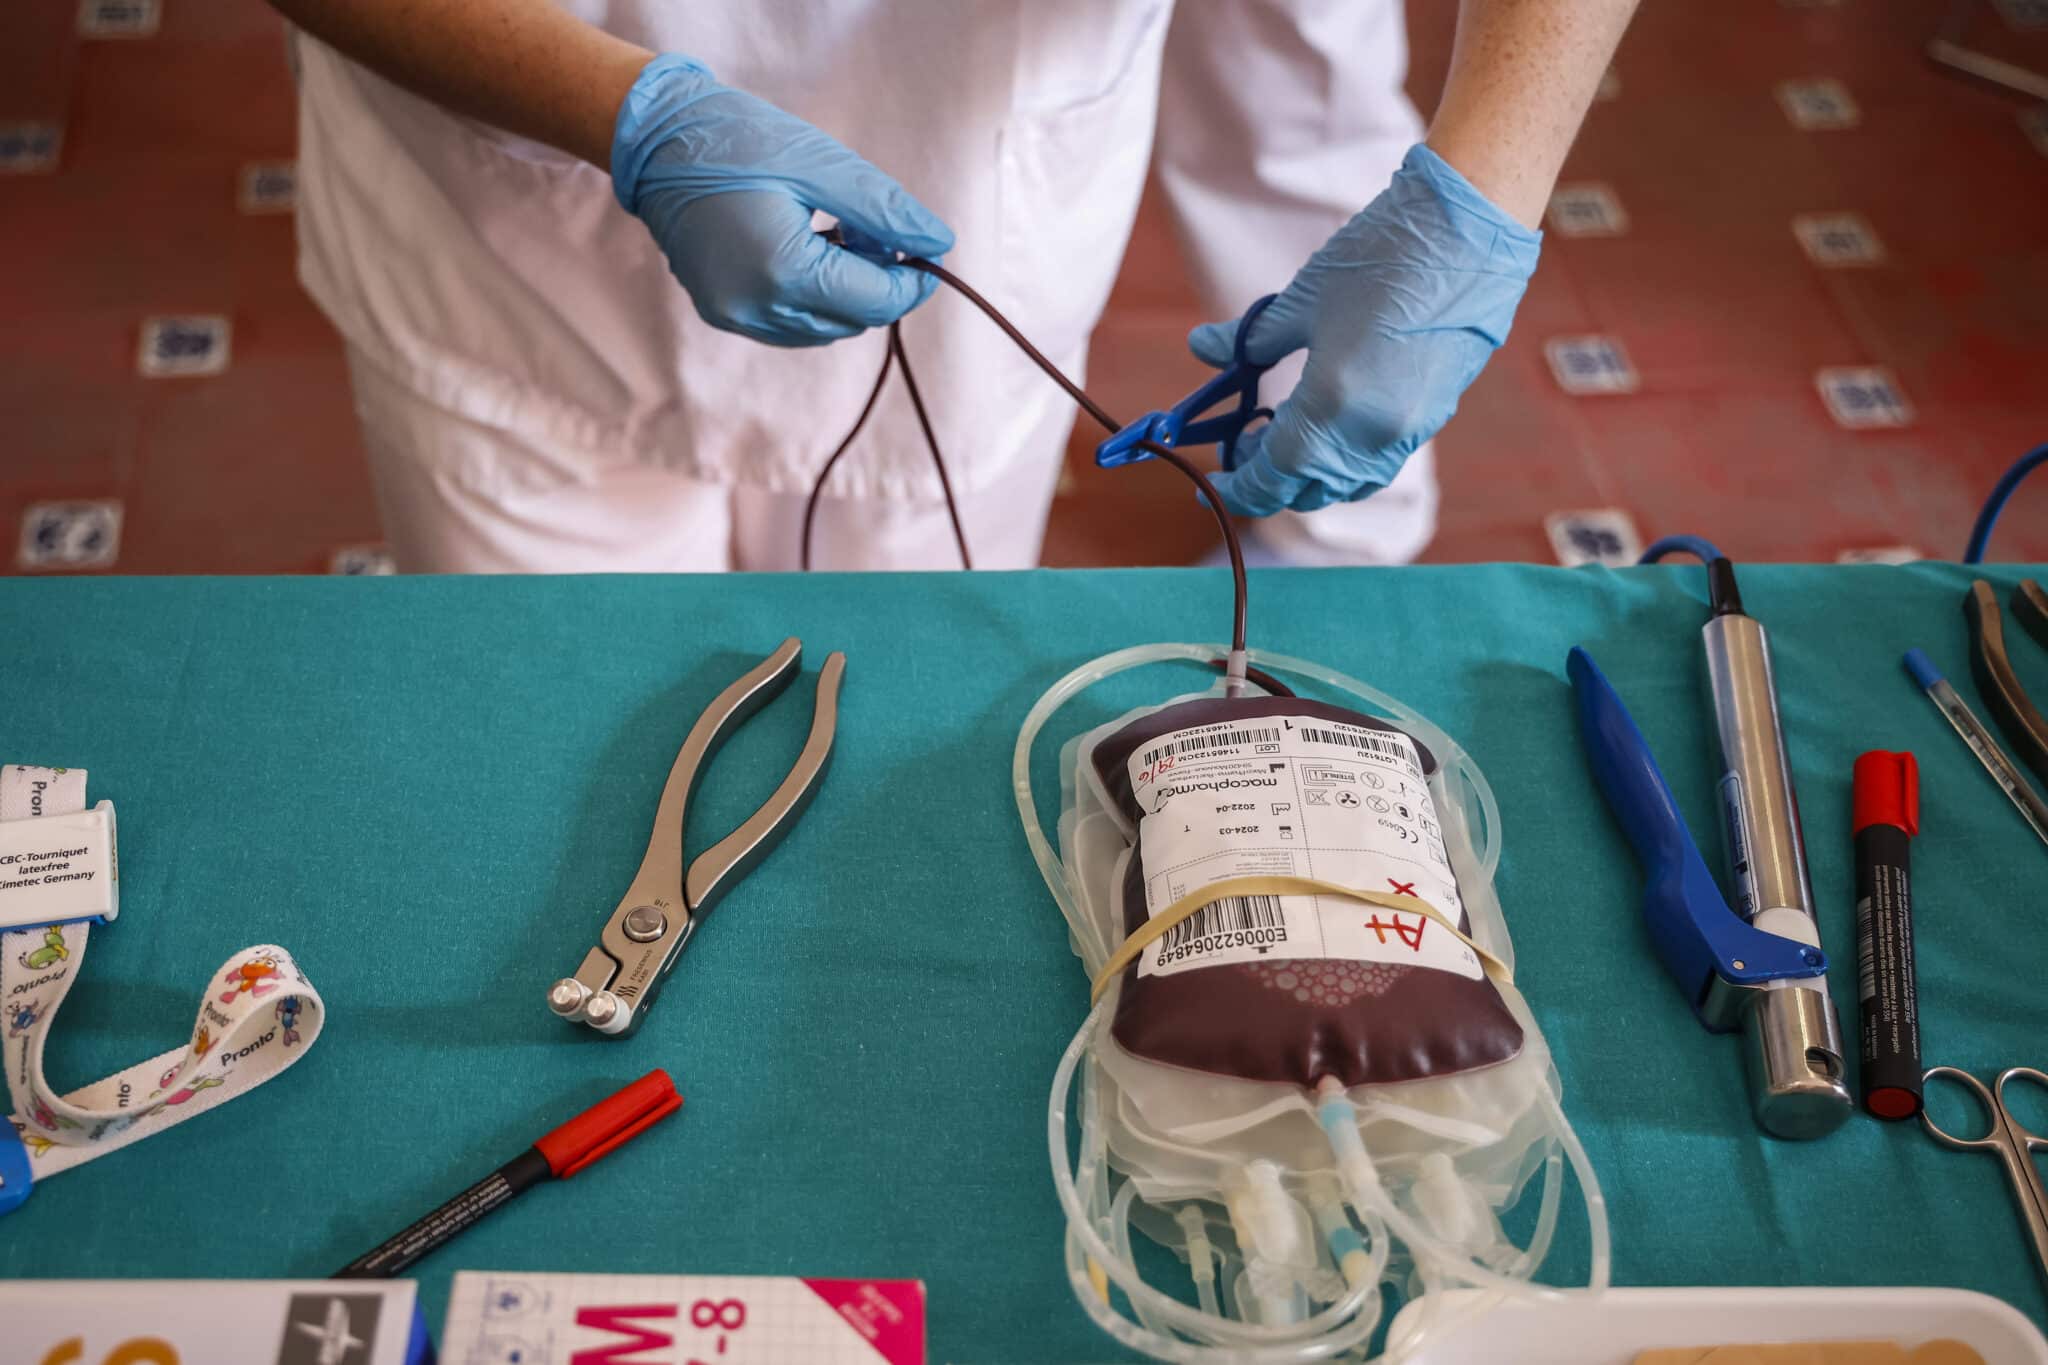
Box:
[441,1272,926,1365]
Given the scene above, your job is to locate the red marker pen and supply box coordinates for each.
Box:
[336,1069,682,1278]
[1852,753,1922,1120]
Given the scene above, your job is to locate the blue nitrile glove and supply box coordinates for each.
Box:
[1189,144,1542,516]
[611,54,954,347]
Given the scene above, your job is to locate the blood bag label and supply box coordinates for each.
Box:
[1128,715,1479,980]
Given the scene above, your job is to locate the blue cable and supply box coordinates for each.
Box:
[1639,534,1726,565]
[1963,444,2048,564]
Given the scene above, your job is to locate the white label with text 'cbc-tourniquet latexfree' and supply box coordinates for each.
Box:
[1125,715,1480,981]
[1,764,324,1205]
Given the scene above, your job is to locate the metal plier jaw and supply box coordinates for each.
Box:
[1965,577,2048,786]
[1566,648,1827,1031]
[548,638,844,1037]
[1095,294,1279,472]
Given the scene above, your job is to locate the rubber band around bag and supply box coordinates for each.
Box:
[1089,875,1513,1004]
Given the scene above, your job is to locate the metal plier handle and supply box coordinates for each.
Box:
[1095,294,1279,472]
[548,638,845,1036]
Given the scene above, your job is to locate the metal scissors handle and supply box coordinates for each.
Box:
[548,638,844,1036]
[1921,1065,2048,1290]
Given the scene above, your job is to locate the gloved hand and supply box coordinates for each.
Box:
[611,54,954,346]
[1189,144,1542,516]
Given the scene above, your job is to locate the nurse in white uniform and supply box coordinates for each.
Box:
[271,1,1638,573]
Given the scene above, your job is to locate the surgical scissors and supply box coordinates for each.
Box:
[548,638,844,1037]
[1094,294,1279,473]
[1921,1065,2048,1292]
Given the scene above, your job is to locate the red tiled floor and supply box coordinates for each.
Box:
[3,0,2046,574]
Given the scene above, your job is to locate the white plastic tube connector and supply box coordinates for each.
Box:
[1050,1005,1386,1363]
[1175,1204,1224,1318]
[1225,1161,1314,1326]
[1223,647,1250,698]
[1313,1082,1610,1302]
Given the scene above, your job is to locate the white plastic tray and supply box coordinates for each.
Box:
[1386,1288,2048,1365]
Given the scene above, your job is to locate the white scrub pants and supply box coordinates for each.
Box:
[1152,0,1437,567]
[347,346,1060,573]
[349,0,1430,573]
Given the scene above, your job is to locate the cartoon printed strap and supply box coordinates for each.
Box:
[2,764,324,1185]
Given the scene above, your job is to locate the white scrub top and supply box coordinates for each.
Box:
[292,1,1174,503]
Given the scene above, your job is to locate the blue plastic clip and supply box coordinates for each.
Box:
[0,1124,33,1215]
[1566,647,1825,1030]
[1096,294,1279,472]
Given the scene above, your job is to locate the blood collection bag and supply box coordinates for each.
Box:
[1086,696,1523,1090]
[1017,645,1608,1364]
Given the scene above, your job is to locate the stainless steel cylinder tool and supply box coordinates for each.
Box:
[1701,569,1852,1138]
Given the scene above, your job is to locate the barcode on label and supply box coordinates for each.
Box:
[1160,895,1284,954]
[1856,896,1875,1002]
[1142,727,1281,766]
[1298,726,1410,760]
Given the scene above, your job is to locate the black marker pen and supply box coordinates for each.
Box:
[1852,751,1922,1120]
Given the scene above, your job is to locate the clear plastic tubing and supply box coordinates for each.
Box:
[1316,1086,1610,1300]
[1017,644,1603,1364]
[1048,1002,1388,1363]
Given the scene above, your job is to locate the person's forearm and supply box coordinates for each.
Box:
[268,0,652,167]
[1424,0,1639,229]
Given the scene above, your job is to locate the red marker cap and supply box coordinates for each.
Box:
[1851,751,1919,837]
[534,1069,683,1178]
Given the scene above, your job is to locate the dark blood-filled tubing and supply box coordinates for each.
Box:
[335,1069,682,1278]
[1852,752,1922,1120]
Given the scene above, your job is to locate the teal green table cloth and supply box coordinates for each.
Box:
[1,564,2043,1360]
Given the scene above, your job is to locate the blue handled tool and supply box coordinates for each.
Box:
[0,1127,32,1215]
[1567,647,1823,1012]
[1568,557,1853,1141]
[1096,294,1279,471]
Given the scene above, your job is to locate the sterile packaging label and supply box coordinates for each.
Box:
[443,1272,927,1365]
[0,1279,430,1365]
[0,801,117,931]
[1127,716,1479,981]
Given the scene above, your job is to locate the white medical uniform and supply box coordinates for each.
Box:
[293,0,1433,573]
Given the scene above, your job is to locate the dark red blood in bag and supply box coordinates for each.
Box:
[1091,696,1524,1088]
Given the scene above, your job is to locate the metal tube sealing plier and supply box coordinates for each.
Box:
[1964,576,2048,787]
[548,638,845,1037]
